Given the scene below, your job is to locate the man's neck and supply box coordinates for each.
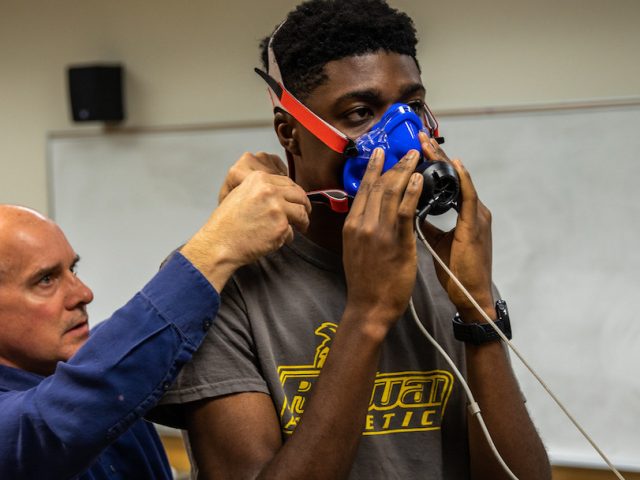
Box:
[302,206,346,255]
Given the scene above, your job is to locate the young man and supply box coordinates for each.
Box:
[154,1,551,478]
[0,153,310,479]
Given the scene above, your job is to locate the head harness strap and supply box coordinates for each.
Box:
[256,22,356,156]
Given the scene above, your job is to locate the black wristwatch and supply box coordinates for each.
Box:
[452,300,512,345]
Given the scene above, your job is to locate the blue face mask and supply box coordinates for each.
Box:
[341,103,459,217]
[343,103,425,197]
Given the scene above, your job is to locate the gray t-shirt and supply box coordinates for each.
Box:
[158,232,471,479]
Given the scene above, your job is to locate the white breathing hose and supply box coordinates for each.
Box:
[413,215,626,480]
[408,297,518,479]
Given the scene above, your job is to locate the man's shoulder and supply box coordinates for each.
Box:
[0,364,41,393]
[226,235,339,292]
[225,245,295,290]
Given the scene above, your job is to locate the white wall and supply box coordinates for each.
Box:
[1,0,639,213]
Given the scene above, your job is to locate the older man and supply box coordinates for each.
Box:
[0,153,310,479]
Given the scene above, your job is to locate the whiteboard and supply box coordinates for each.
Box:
[49,104,640,470]
[49,126,281,324]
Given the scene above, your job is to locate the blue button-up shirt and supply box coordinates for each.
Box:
[0,253,219,479]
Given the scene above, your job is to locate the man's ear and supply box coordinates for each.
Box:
[274,110,301,156]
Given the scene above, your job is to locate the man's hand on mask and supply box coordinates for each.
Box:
[418,132,495,320]
[342,147,423,336]
[182,168,310,293]
[218,151,288,204]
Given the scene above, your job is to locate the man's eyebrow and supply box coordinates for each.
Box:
[29,264,61,283]
[334,83,426,105]
[399,83,426,99]
[335,88,384,105]
[28,255,81,283]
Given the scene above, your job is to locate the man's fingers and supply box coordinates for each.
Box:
[241,151,287,176]
[244,171,312,213]
[219,152,287,204]
[397,173,423,240]
[419,132,451,165]
[261,173,302,187]
[254,151,288,175]
[265,179,312,214]
[283,202,311,233]
[451,158,479,222]
[378,150,420,225]
[283,185,312,214]
[419,133,480,222]
[348,148,384,219]
[283,225,295,245]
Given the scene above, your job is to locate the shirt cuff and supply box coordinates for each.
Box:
[141,251,220,346]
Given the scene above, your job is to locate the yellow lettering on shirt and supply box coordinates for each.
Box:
[277,322,454,436]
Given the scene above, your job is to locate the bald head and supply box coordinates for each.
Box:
[0,204,50,226]
[0,205,56,282]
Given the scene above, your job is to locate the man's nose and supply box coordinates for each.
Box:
[66,274,94,308]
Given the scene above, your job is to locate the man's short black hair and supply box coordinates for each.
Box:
[260,0,419,102]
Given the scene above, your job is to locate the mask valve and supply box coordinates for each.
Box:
[415,161,459,219]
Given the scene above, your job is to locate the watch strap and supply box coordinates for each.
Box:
[452,300,512,345]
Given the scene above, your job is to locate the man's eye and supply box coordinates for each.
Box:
[408,101,426,116]
[344,107,373,125]
[39,274,53,285]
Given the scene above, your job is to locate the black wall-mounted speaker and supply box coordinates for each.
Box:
[67,64,125,123]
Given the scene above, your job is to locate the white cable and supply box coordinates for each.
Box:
[413,216,626,480]
[408,298,518,480]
